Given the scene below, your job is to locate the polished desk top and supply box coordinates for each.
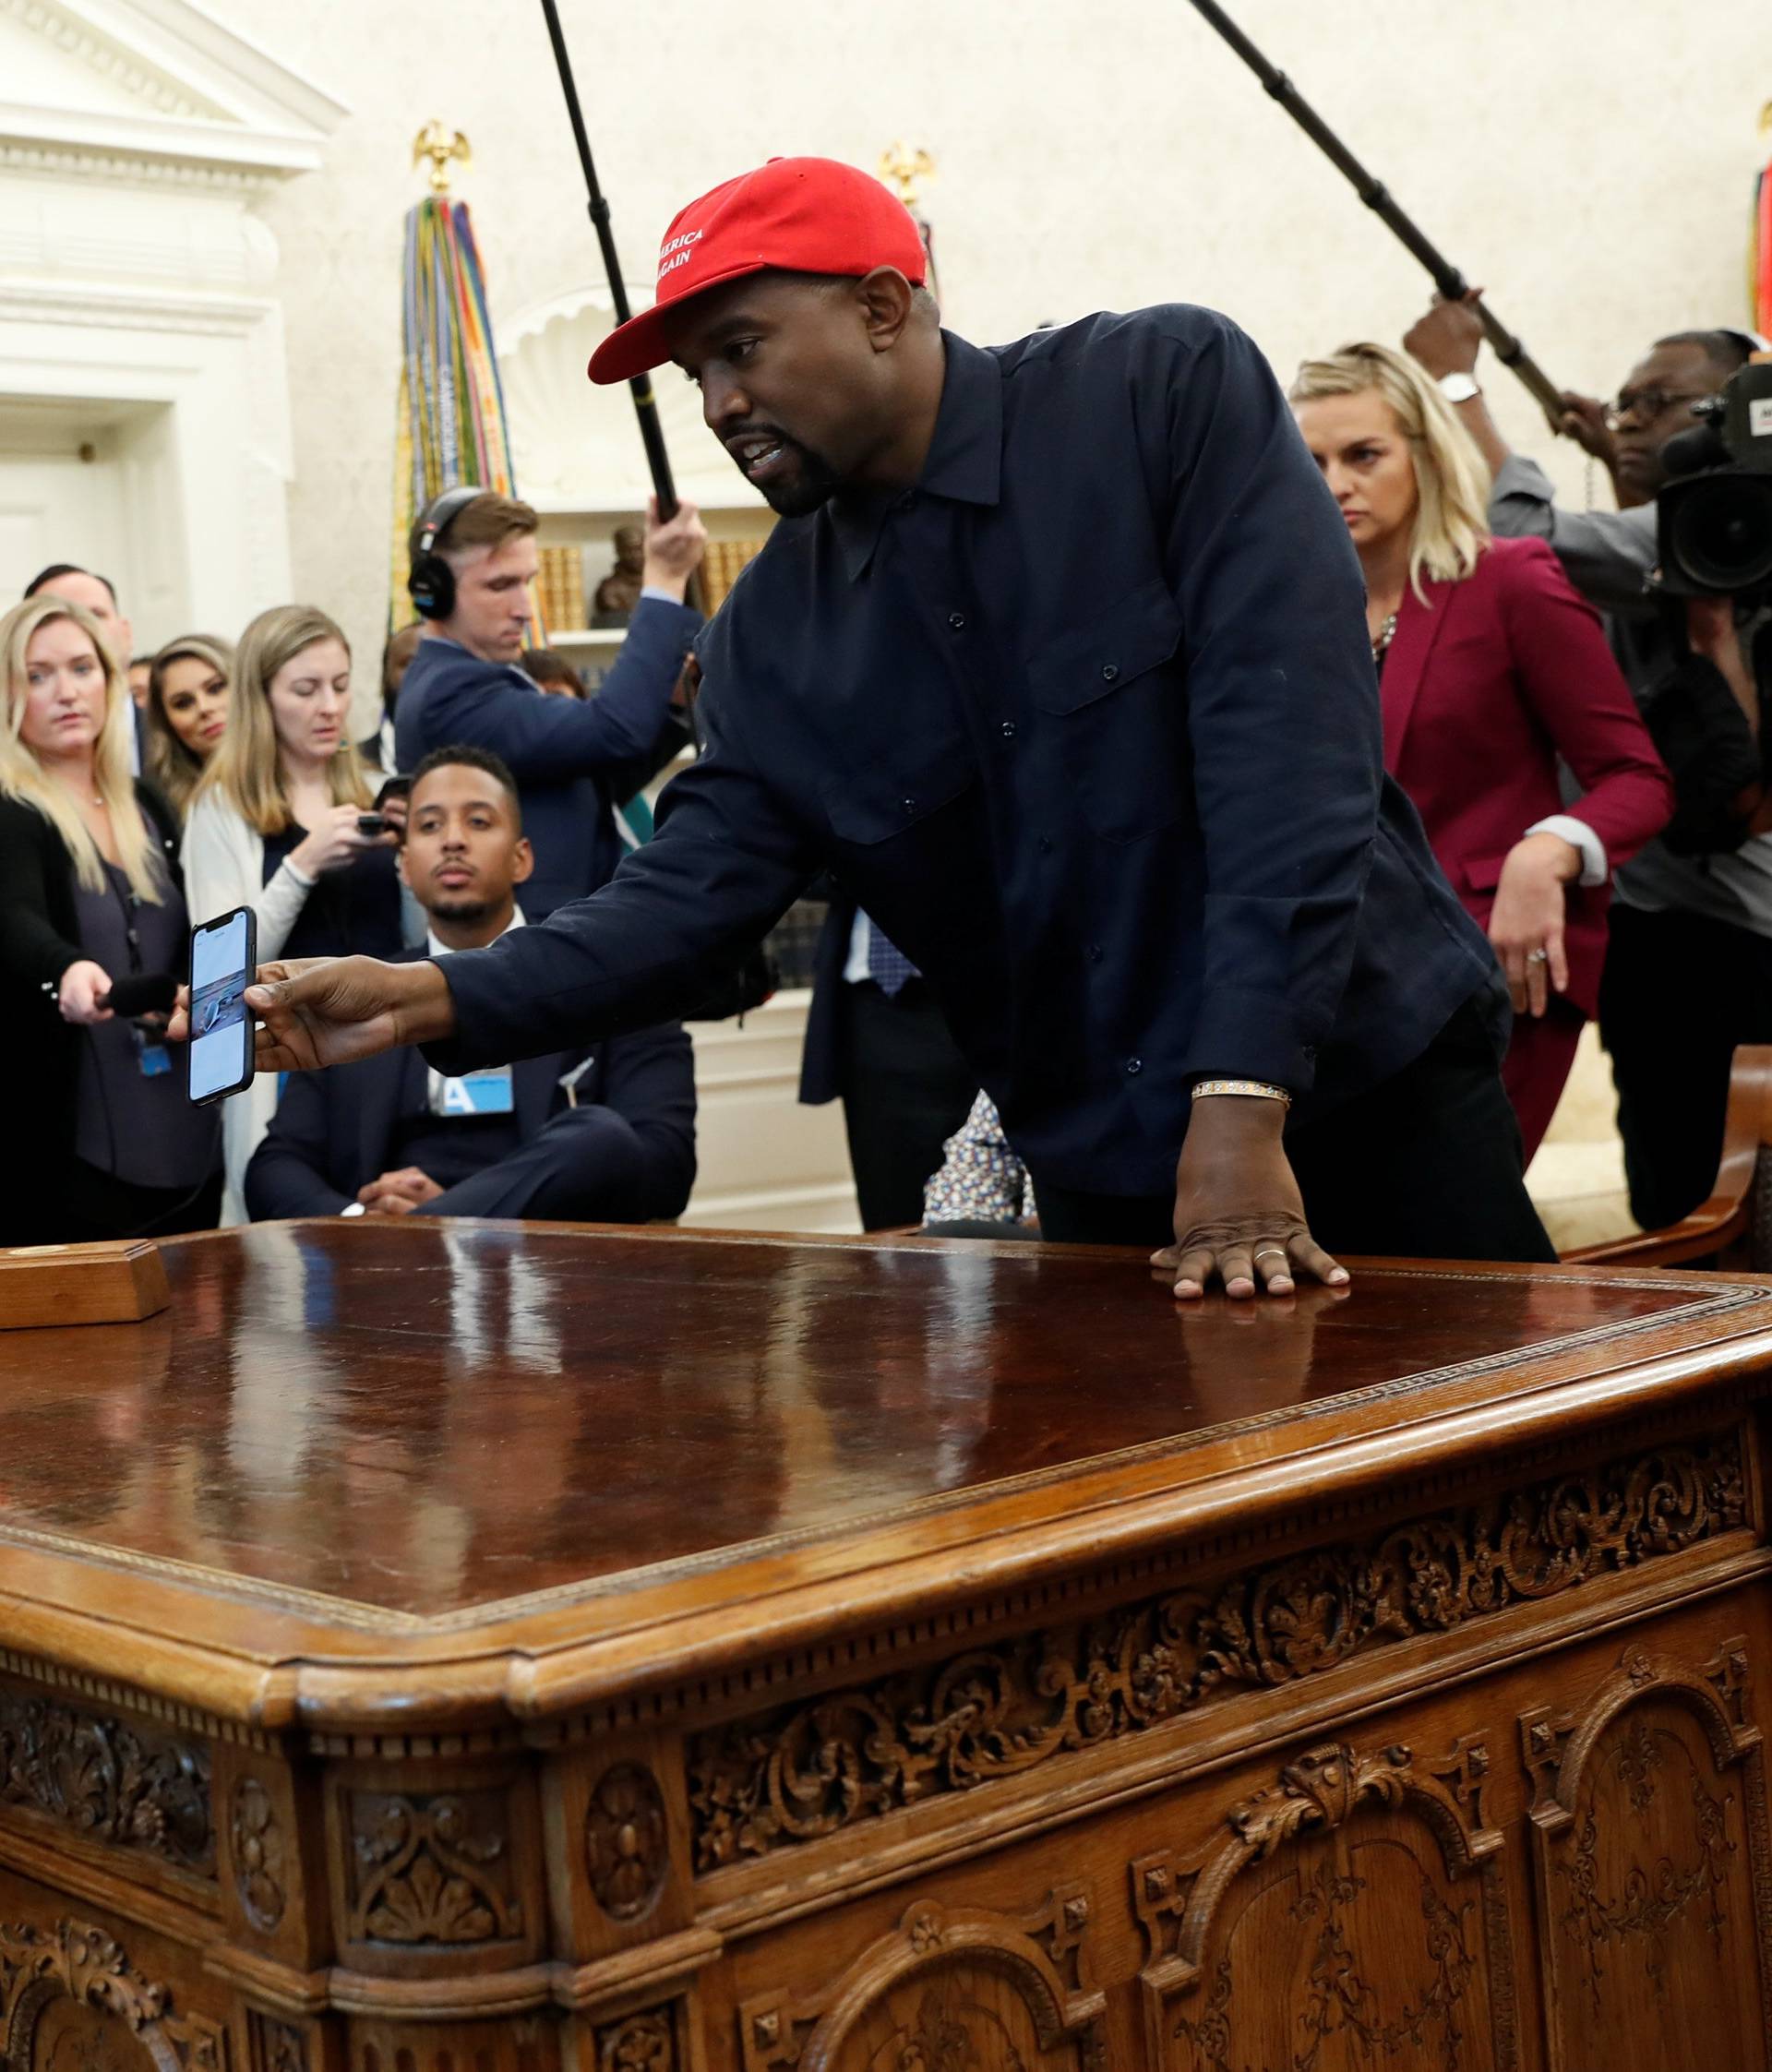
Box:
[2,1221,1769,1726]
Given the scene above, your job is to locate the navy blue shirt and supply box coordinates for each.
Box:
[394,597,700,918]
[433,307,1496,1194]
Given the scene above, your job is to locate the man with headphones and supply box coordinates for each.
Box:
[395,486,706,918]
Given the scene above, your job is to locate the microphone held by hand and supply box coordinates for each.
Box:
[101,972,179,1018]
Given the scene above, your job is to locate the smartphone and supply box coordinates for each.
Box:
[374,775,411,810]
[355,813,388,838]
[187,905,257,1106]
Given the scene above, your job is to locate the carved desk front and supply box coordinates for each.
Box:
[0,1222,1767,2072]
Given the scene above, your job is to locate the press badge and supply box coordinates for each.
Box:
[432,1066,514,1117]
[132,1026,172,1078]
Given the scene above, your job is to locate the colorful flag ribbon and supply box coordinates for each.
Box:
[389,196,531,635]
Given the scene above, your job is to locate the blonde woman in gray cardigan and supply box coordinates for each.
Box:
[183,605,402,1220]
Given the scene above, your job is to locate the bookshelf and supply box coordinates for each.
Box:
[533,502,773,662]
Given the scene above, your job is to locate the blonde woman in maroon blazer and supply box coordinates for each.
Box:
[1291,342,1673,1160]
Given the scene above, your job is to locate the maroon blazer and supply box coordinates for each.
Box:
[1383,535,1672,1022]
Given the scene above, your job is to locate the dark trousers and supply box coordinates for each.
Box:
[1598,901,1772,1232]
[415,1110,668,1225]
[50,1159,223,1245]
[1034,989,1557,1262]
[836,977,976,1230]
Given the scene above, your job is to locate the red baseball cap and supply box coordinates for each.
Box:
[588,156,927,387]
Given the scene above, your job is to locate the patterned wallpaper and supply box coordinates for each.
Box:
[225,0,1772,725]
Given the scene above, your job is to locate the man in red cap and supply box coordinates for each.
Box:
[235,155,1552,1292]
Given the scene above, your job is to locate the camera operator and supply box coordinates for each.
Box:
[1407,296,1765,1231]
[394,489,706,916]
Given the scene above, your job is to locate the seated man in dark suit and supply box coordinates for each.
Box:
[245,746,695,1224]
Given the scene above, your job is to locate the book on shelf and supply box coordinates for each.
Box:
[537,545,586,635]
[701,536,769,615]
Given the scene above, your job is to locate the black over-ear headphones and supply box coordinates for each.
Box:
[407,485,485,620]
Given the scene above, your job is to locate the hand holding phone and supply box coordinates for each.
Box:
[289,803,378,877]
[187,906,258,1104]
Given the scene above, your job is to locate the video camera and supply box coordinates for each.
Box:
[1656,359,1772,599]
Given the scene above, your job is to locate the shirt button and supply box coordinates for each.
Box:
[948,611,967,631]
[1000,719,1017,738]
[1037,836,1052,855]
[1126,1056,1143,1075]
[1101,663,1119,682]
[901,796,918,815]
[1088,943,1103,963]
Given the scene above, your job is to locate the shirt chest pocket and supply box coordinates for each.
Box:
[819,733,977,846]
[1029,577,1188,844]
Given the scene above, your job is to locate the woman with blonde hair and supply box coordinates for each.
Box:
[142,633,233,818]
[1289,341,1673,1157]
[0,595,220,1243]
[185,604,404,1219]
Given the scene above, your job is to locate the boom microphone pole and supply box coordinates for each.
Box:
[538,0,680,517]
[1187,0,1566,434]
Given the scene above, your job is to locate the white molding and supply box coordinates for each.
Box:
[0,0,213,119]
[0,178,281,292]
[0,138,261,186]
[94,0,350,134]
[0,0,347,185]
[0,278,276,337]
[0,0,335,645]
[0,102,335,177]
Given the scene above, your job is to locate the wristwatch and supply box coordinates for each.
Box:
[1439,371,1481,405]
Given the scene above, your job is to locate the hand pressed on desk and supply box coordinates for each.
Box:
[1154,1094,1349,1301]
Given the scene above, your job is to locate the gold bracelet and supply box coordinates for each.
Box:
[1191,1078,1292,1108]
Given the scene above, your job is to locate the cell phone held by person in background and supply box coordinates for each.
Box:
[374,776,412,810]
[355,813,388,838]
[186,904,257,1106]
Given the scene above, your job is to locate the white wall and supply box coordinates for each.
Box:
[228,0,1772,711]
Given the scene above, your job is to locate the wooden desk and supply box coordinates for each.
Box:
[0,1223,1769,2072]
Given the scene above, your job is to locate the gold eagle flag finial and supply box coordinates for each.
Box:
[413,121,473,196]
[878,142,936,212]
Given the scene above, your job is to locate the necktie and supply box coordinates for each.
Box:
[866,916,919,997]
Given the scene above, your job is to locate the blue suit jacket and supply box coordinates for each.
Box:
[427,310,1501,1197]
[244,954,696,1222]
[393,596,700,918]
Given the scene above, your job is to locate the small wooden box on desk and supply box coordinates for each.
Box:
[0,1238,168,1328]
[0,1221,1768,2072]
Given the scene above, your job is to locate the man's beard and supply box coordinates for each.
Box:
[739,432,844,518]
[426,893,495,926]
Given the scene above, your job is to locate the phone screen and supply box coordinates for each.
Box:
[188,907,255,1104]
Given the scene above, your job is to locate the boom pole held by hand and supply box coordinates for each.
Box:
[1186,0,1566,434]
[538,0,680,517]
